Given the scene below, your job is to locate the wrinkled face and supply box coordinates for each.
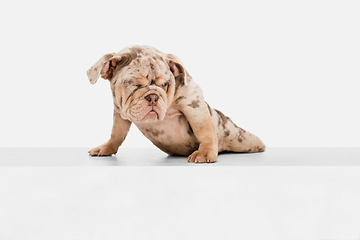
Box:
[112,55,176,123]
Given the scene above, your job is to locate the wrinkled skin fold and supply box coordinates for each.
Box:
[87,45,265,163]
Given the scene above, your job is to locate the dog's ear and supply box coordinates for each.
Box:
[167,54,188,86]
[87,53,132,84]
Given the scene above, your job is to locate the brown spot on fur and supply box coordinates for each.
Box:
[188,100,200,108]
[116,53,135,71]
[146,128,164,137]
[185,142,193,149]
[175,74,185,92]
[237,128,246,142]
[149,63,155,71]
[224,115,240,129]
[224,130,230,137]
[253,146,264,152]
[214,109,228,129]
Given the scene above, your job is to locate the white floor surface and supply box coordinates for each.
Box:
[0,147,359,166]
[0,148,360,240]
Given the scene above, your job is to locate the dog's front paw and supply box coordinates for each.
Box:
[88,143,118,156]
[188,147,218,163]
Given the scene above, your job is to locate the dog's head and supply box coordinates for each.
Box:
[87,46,188,123]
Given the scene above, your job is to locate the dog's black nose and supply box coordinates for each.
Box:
[145,94,159,105]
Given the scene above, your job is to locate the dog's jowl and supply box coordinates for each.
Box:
[87,45,265,163]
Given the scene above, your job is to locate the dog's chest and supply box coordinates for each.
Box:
[134,108,198,155]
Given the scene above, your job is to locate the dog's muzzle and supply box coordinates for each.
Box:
[145,94,159,106]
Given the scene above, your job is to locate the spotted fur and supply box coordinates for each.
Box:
[87,45,265,162]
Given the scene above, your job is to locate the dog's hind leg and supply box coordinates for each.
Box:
[224,126,266,153]
[209,107,265,153]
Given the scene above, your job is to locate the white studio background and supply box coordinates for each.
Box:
[0,0,359,148]
[1,2,360,240]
